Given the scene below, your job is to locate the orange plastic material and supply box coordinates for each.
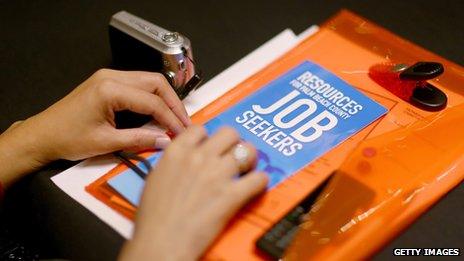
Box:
[287,104,464,260]
[282,11,464,260]
[86,10,464,260]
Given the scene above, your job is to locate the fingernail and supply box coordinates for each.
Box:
[185,115,192,125]
[179,114,191,126]
[155,137,171,149]
[173,125,186,135]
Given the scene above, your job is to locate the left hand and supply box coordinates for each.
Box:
[119,126,267,260]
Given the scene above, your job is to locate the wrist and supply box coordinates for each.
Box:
[120,232,198,261]
[0,117,54,187]
[21,113,62,162]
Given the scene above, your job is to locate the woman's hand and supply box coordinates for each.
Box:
[0,69,190,186]
[119,125,268,261]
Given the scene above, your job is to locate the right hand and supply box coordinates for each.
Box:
[119,125,269,261]
[0,69,190,187]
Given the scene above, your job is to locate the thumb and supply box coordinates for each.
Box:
[112,128,172,151]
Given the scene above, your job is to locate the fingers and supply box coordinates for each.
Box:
[219,143,257,177]
[109,86,186,134]
[95,69,190,127]
[227,171,268,210]
[111,128,172,150]
[170,125,208,148]
[182,126,258,178]
[201,127,240,155]
[146,74,191,127]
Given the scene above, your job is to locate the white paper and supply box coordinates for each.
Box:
[51,26,319,239]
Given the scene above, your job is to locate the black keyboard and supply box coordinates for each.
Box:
[256,177,330,259]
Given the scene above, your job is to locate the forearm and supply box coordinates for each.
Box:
[0,117,52,188]
[0,69,191,190]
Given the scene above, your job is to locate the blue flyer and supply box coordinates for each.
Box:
[108,61,387,206]
[108,153,162,206]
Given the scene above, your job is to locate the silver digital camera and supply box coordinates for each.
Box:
[109,11,202,99]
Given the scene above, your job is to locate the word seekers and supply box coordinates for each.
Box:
[236,89,338,156]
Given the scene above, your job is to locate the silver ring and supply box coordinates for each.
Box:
[233,144,250,171]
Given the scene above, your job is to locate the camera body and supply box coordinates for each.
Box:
[109,11,201,99]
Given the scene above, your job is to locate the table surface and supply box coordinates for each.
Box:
[0,0,463,260]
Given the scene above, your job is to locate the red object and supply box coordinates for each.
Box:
[165,130,176,139]
[368,63,417,101]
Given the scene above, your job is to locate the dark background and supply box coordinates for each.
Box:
[0,0,463,260]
